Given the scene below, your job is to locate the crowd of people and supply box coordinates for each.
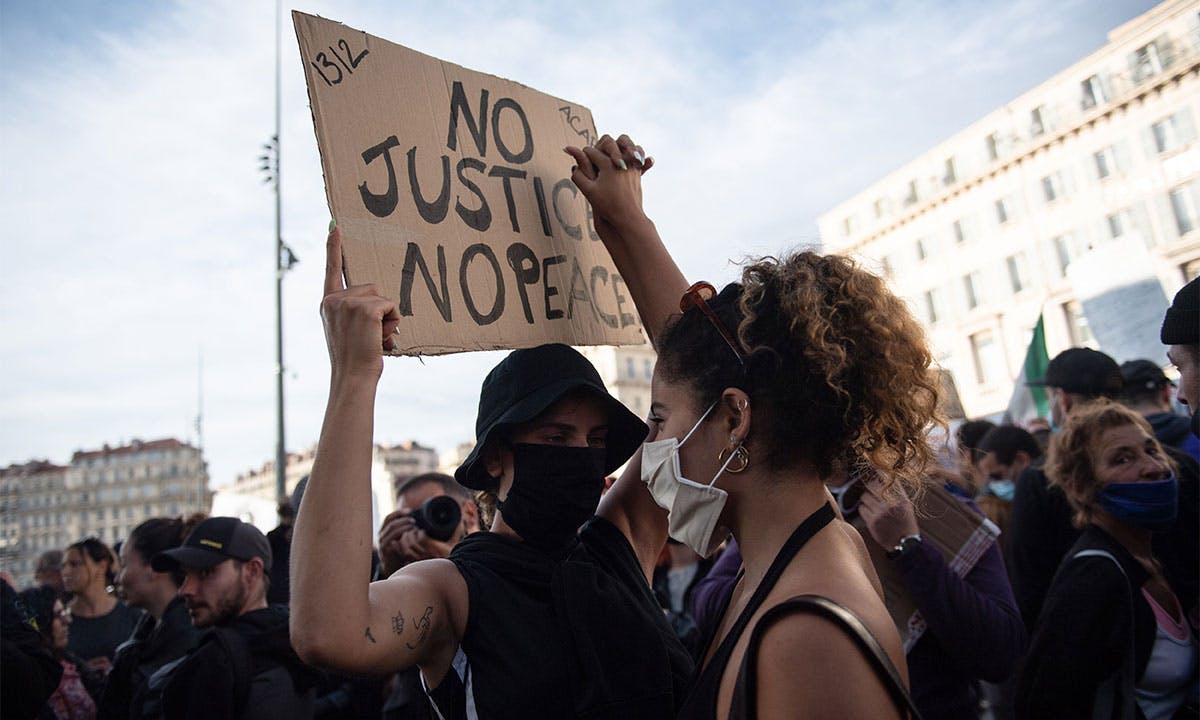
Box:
[2,134,1198,719]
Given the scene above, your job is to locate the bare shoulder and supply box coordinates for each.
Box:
[832,519,884,599]
[754,610,905,720]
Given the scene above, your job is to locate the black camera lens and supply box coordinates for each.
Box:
[411,495,462,542]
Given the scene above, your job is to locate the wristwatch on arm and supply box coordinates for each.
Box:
[886,533,923,560]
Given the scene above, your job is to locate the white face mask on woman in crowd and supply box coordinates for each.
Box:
[641,403,743,558]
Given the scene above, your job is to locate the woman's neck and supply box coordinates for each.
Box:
[144,587,176,622]
[70,585,116,617]
[728,469,830,590]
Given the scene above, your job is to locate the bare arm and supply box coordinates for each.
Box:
[565,135,688,348]
[597,445,666,583]
[290,227,457,676]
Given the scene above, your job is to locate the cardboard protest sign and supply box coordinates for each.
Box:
[849,481,999,651]
[294,12,646,355]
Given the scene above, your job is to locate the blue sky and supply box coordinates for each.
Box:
[0,0,1158,486]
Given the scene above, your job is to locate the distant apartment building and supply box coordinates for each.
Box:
[215,441,437,534]
[579,343,657,421]
[818,0,1200,420]
[226,446,317,504]
[0,438,209,587]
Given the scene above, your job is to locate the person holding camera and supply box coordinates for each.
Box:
[376,473,480,580]
[374,473,479,720]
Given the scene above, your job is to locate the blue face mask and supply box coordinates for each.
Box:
[986,479,1015,502]
[1096,476,1178,532]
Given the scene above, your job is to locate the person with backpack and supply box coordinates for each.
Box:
[147,517,319,720]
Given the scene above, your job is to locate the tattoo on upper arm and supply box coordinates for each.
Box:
[406,606,433,650]
[391,611,404,636]
[364,626,377,644]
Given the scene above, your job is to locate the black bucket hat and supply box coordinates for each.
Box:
[455,344,648,490]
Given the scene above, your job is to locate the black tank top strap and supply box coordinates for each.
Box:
[680,502,837,719]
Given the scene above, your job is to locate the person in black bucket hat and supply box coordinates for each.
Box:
[454,342,648,492]
[290,226,693,719]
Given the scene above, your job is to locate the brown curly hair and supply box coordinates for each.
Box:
[656,251,941,496]
[1046,399,1176,528]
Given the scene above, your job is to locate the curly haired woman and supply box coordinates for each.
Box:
[1017,400,1197,720]
[566,135,940,719]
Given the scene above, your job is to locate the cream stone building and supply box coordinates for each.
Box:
[0,438,209,587]
[579,343,657,421]
[819,0,1200,420]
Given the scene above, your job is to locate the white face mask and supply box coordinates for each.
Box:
[641,403,739,558]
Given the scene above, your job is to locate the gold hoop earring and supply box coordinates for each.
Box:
[718,446,750,473]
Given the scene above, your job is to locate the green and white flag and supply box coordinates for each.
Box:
[1004,315,1050,423]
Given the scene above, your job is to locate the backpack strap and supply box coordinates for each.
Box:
[210,627,254,718]
[1070,549,1136,720]
[729,594,923,720]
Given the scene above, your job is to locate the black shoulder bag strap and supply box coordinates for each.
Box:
[728,594,923,720]
[1071,549,1136,720]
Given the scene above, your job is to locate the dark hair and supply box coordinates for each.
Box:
[396,472,472,502]
[17,585,57,646]
[67,537,118,588]
[127,514,207,586]
[956,419,996,459]
[657,252,939,491]
[978,425,1043,465]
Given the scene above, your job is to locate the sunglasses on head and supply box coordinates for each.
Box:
[680,282,746,365]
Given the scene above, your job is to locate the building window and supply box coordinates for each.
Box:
[1042,173,1063,203]
[1094,147,1116,179]
[1152,112,1194,154]
[1170,185,1198,236]
[1081,74,1107,110]
[873,198,886,219]
[1063,300,1095,346]
[923,289,940,325]
[624,358,635,379]
[1031,105,1047,137]
[995,198,1009,225]
[1131,41,1164,82]
[985,132,1000,161]
[953,219,966,244]
[943,157,957,186]
[915,237,928,261]
[880,255,894,279]
[842,216,854,237]
[1183,258,1200,282]
[963,272,982,310]
[642,359,653,381]
[1107,211,1127,239]
[903,180,919,207]
[1007,253,1030,293]
[969,330,1003,385]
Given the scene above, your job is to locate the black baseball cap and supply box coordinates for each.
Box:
[455,344,648,491]
[1027,347,1122,398]
[151,517,272,573]
[1120,359,1172,393]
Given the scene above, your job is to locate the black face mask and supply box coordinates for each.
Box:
[497,443,607,553]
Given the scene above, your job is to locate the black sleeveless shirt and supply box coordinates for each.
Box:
[436,515,693,719]
[676,503,837,720]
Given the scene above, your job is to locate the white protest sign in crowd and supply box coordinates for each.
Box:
[294,12,646,355]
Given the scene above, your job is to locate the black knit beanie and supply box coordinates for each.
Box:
[1161,276,1199,345]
